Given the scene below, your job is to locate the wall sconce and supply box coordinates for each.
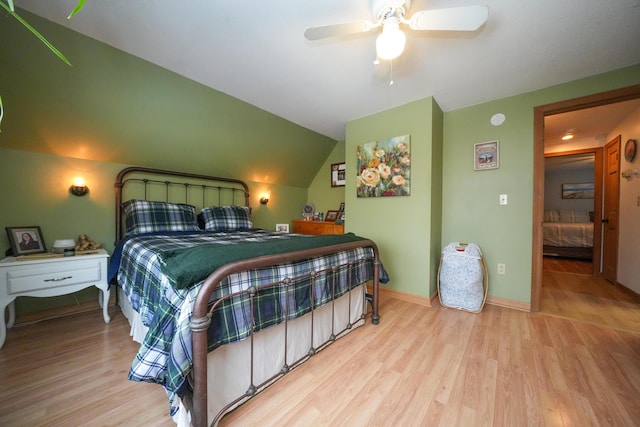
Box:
[260,193,270,205]
[621,168,640,181]
[69,177,89,196]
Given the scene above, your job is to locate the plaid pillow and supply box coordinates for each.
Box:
[200,206,252,231]
[122,200,200,236]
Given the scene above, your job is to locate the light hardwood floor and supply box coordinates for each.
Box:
[541,258,640,332]
[1,290,639,427]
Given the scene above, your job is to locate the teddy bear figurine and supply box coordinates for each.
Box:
[75,234,101,251]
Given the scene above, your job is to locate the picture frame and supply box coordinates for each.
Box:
[325,210,339,222]
[562,182,594,199]
[338,202,345,213]
[331,162,346,187]
[302,203,315,219]
[474,140,499,171]
[275,224,289,233]
[356,135,411,198]
[624,138,636,162]
[6,226,47,256]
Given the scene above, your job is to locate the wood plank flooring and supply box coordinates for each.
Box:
[541,262,640,333]
[1,292,639,426]
[542,256,593,275]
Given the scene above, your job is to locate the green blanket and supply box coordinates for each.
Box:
[158,233,367,289]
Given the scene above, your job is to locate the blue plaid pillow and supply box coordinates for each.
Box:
[122,200,200,236]
[200,206,252,231]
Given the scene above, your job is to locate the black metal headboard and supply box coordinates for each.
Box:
[114,166,250,242]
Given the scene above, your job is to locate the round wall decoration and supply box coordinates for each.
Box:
[625,138,637,162]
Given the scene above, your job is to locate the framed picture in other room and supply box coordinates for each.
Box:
[6,226,47,256]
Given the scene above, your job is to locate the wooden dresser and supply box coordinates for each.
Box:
[292,220,344,235]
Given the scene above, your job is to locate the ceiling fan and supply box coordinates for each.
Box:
[304,0,489,61]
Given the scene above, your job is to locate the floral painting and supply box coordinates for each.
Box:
[356,135,410,198]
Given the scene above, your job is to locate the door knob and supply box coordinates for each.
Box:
[602,218,609,224]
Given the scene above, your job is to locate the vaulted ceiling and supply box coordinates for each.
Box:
[13,0,640,140]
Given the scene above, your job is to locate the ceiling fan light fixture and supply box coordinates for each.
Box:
[376,17,406,60]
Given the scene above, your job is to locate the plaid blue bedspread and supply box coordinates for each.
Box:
[112,229,387,416]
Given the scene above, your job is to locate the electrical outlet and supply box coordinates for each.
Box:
[497,263,506,275]
[499,194,508,205]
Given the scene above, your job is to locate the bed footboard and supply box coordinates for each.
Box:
[189,240,381,427]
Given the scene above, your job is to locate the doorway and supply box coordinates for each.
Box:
[543,150,601,274]
[531,84,640,312]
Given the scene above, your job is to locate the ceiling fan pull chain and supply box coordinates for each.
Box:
[389,60,394,86]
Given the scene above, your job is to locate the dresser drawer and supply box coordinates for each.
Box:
[6,259,103,294]
[292,220,344,235]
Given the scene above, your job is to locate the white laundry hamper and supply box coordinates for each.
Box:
[437,242,488,313]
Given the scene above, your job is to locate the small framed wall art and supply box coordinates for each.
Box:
[331,163,346,187]
[6,226,47,256]
[474,140,499,171]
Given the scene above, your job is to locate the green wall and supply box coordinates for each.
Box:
[0,9,336,187]
[307,140,346,219]
[2,9,640,314]
[442,64,640,304]
[346,97,443,298]
[0,147,309,314]
[343,65,640,305]
[0,10,334,316]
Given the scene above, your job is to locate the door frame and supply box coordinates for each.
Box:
[531,84,640,312]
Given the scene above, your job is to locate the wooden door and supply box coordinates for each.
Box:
[602,135,621,283]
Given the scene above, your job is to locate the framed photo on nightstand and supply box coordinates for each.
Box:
[6,226,47,256]
[276,224,290,233]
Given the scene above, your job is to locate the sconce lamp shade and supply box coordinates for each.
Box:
[69,177,89,196]
[260,193,270,205]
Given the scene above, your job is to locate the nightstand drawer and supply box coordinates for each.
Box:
[7,259,103,294]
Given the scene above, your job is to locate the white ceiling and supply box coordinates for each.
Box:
[544,98,640,148]
[13,0,640,141]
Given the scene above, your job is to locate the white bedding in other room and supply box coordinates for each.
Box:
[543,222,593,248]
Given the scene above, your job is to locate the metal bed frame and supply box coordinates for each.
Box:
[114,167,381,427]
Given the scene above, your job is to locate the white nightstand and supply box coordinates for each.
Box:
[0,249,110,349]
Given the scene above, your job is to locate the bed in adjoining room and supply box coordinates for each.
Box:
[542,210,594,259]
[108,166,388,427]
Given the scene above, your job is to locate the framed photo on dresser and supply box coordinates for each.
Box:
[6,226,47,256]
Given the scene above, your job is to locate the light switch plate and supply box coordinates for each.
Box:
[499,194,508,205]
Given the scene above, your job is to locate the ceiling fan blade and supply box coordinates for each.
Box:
[407,5,489,31]
[304,21,377,41]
